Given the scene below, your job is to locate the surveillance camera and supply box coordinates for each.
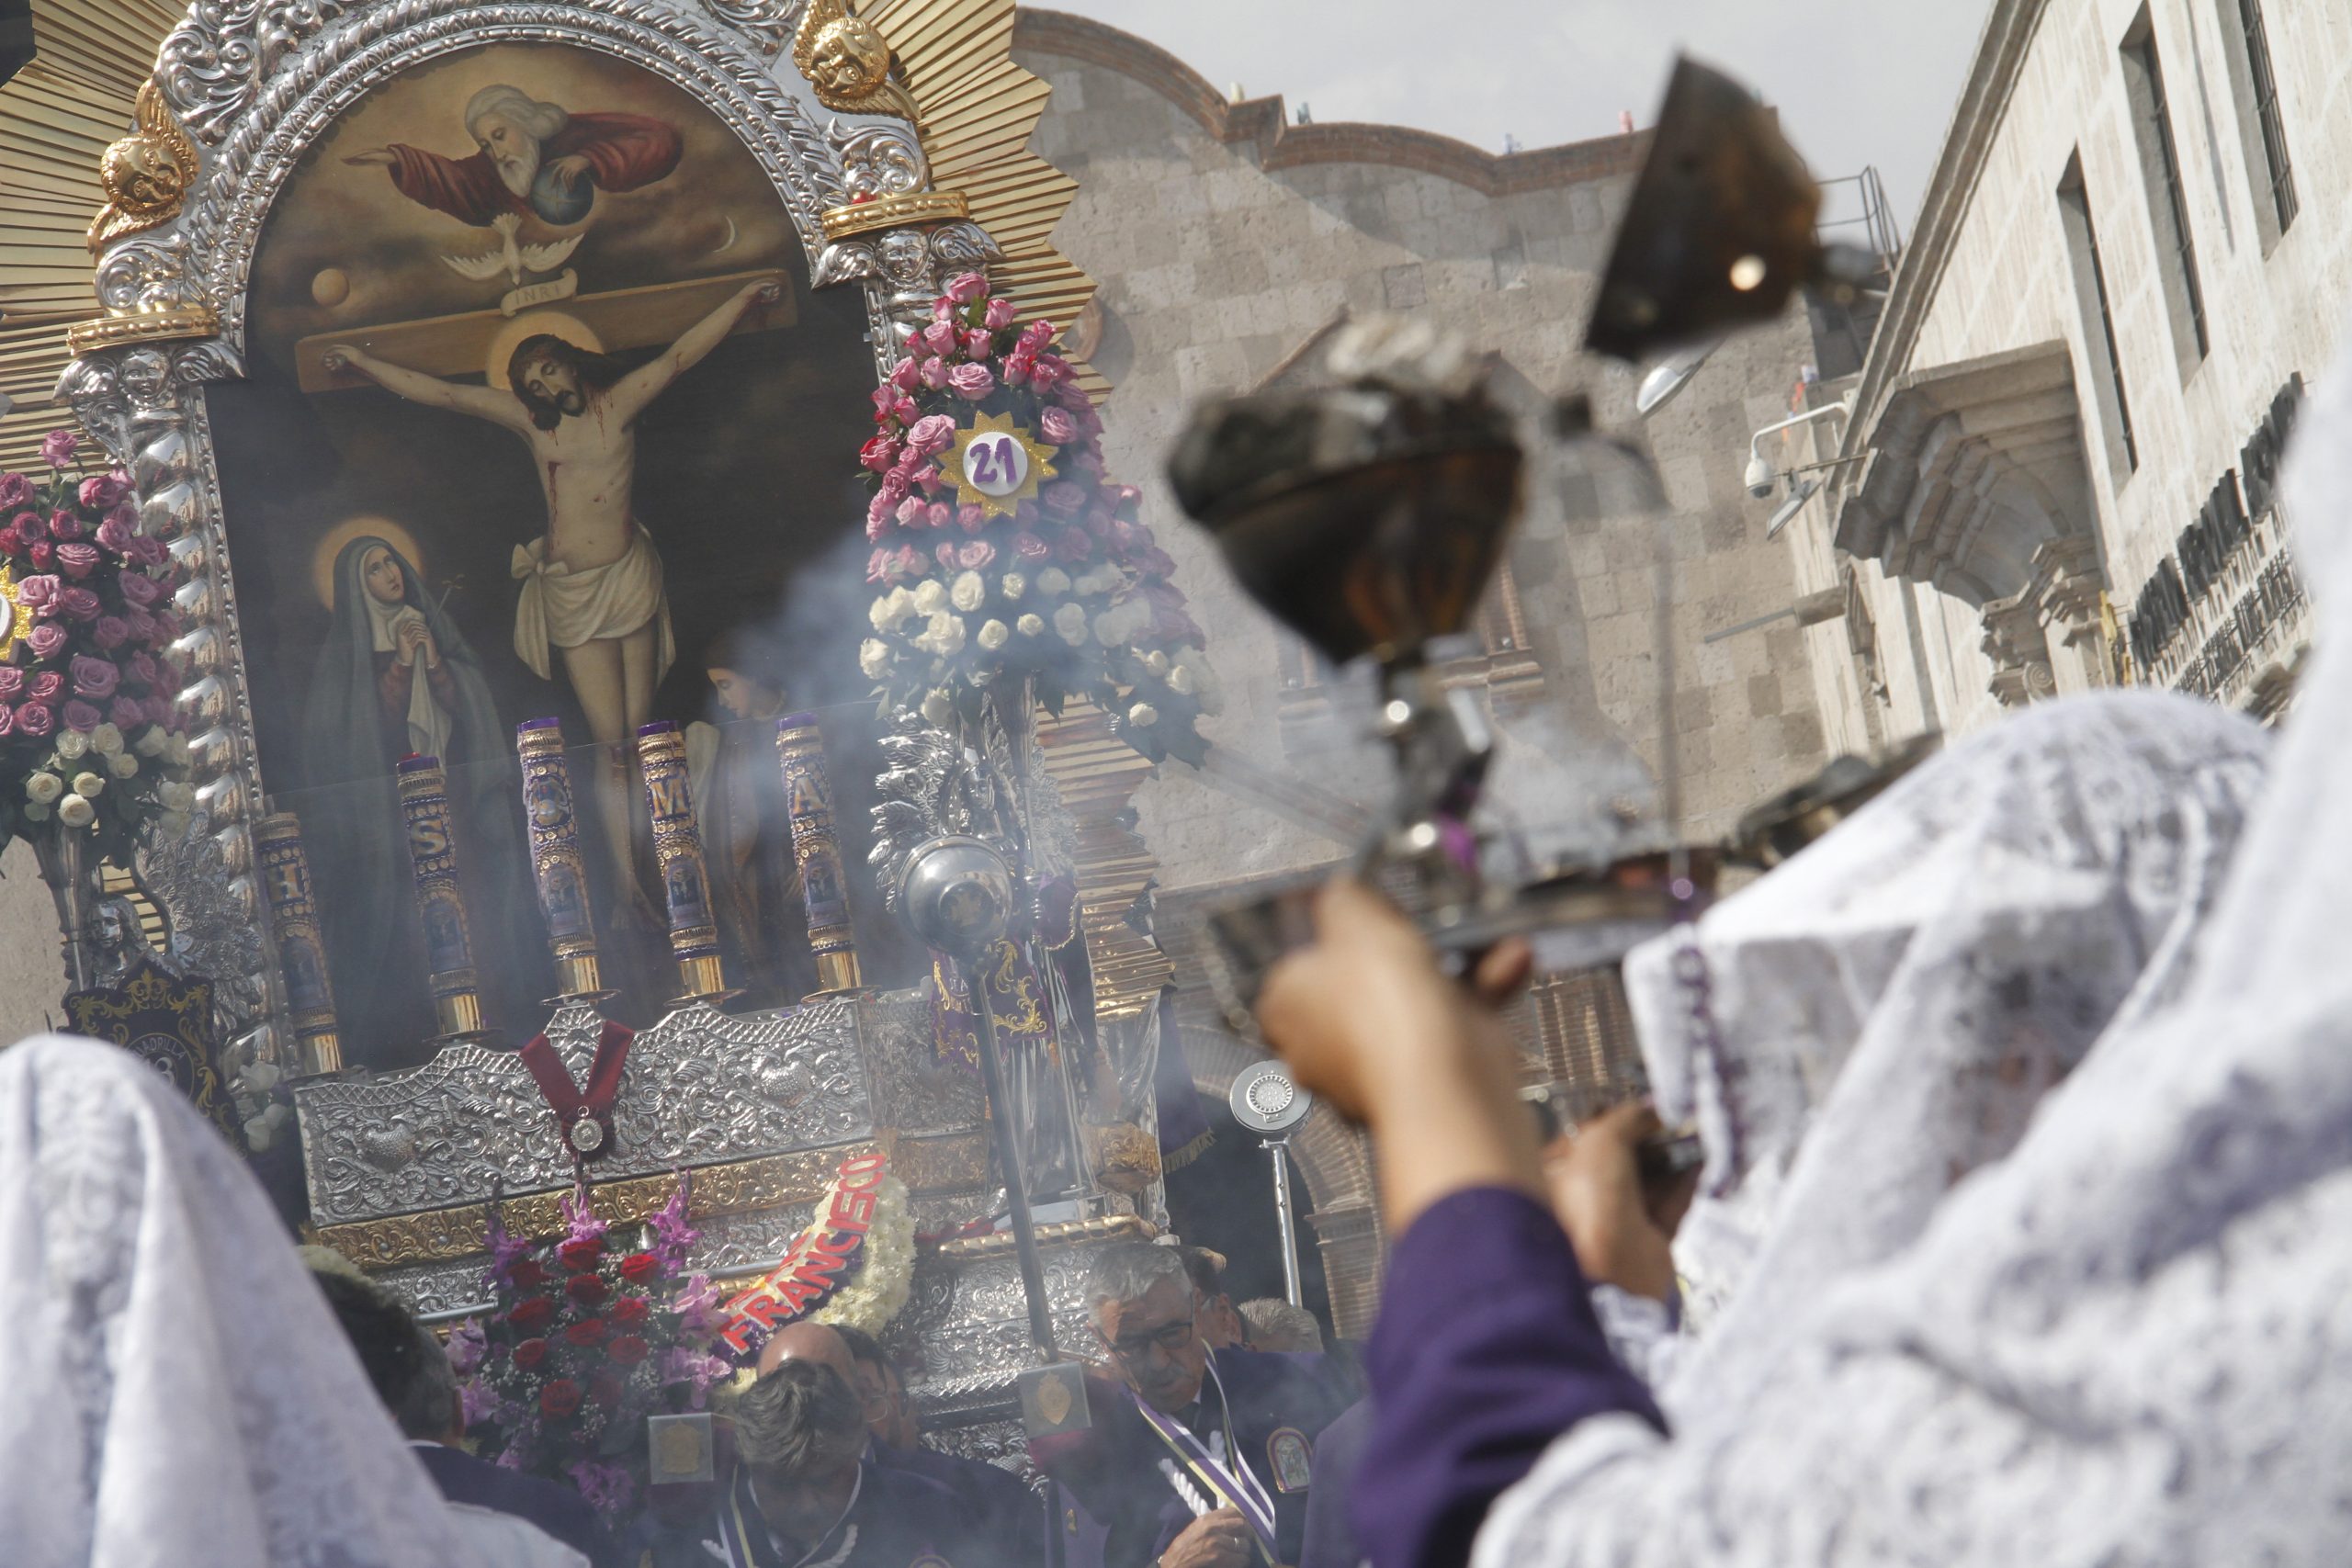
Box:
[1744,451,1775,499]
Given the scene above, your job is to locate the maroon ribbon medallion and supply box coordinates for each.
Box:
[518,1020,635,1160]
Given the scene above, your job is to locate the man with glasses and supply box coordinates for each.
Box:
[750,1321,1033,1568]
[1035,1243,1358,1568]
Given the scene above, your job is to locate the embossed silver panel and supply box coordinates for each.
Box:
[293,998,874,1223]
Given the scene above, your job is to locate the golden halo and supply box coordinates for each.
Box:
[486,310,606,391]
[311,515,426,610]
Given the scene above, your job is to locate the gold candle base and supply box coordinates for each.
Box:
[431,991,485,1040]
[305,1032,345,1077]
[546,953,612,1005]
[807,951,865,998]
[671,953,739,1005]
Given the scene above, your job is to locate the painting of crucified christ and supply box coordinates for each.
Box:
[205,42,903,1064]
[320,277,781,893]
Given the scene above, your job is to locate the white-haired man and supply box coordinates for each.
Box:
[1033,1242,1358,1568]
[345,82,682,227]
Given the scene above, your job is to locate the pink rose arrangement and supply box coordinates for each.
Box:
[858,273,1218,764]
[0,434,192,859]
[458,1177,732,1528]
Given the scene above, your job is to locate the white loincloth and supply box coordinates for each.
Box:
[510,524,676,683]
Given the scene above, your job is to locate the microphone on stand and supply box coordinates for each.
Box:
[1228,1060,1315,1310]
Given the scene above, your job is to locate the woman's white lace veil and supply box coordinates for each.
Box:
[0,1033,497,1568]
[1623,689,2271,1376]
[1476,333,2352,1567]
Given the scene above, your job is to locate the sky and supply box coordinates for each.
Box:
[1037,0,1996,249]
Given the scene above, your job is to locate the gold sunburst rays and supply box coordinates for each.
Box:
[0,2,188,472]
[865,0,1106,396]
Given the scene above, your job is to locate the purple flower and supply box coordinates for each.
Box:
[39,431,78,471]
[956,538,997,571]
[1038,406,1079,446]
[1019,320,1056,351]
[560,1177,609,1248]
[648,1172,700,1269]
[931,296,959,323]
[919,356,949,390]
[13,510,43,543]
[0,475,30,513]
[983,298,1016,332]
[569,1460,635,1524]
[445,1319,487,1377]
[961,328,994,361]
[948,362,995,401]
[458,1377,500,1430]
[118,571,162,607]
[95,514,134,556]
[57,587,100,622]
[0,668,21,701]
[14,703,52,738]
[870,384,900,423]
[61,700,100,733]
[927,502,956,529]
[127,650,157,684]
[1041,480,1087,517]
[1010,530,1050,563]
[877,468,911,505]
[131,536,168,569]
[124,607,157,641]
[16,574,59,613]
[944,271,989,305]
[0,705,15,738]
[670,1273,727,1338]
[54,543,99,581]
[76,473,128,513]
[25,624,65,660]
[888,355,922,392]
[922,321,959,357]
[27,671,60,704]
[895,495,926,527]
[906,413,956,457]
[109,696,144,730]
[71,654,119,699]
[960,503,990,533]
[49,510,84,543]
[142,694,170,728]
[91,616,128,650]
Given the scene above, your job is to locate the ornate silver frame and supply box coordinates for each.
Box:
[55,0,1001,1068]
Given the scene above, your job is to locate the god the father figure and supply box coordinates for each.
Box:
[322,277,780,891]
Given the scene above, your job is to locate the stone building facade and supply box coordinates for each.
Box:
[1012,12,1847,1325]
[1777,0,2351,753]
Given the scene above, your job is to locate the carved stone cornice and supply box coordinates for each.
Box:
[1834,341,2087,604]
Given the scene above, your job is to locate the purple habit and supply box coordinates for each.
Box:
[1355,1187,1667,1568]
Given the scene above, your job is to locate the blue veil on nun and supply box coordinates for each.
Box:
[300,536,539,1064]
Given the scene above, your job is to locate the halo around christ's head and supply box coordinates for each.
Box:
[486,310,607,391]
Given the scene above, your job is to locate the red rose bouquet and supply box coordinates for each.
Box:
[858,272,1219,764]
[0,432,192,859]
[452,1177,734,1523]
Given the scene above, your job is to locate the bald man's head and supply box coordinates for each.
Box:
[757,1321,856,1382]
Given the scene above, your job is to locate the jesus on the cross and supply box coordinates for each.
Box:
[322,276,780,892]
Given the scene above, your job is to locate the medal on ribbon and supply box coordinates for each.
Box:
[517,1019,634,1160]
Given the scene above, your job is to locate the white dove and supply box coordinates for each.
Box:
[441,211,582,288]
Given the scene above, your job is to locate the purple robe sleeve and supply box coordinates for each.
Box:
[1353,1187,1668,1568]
